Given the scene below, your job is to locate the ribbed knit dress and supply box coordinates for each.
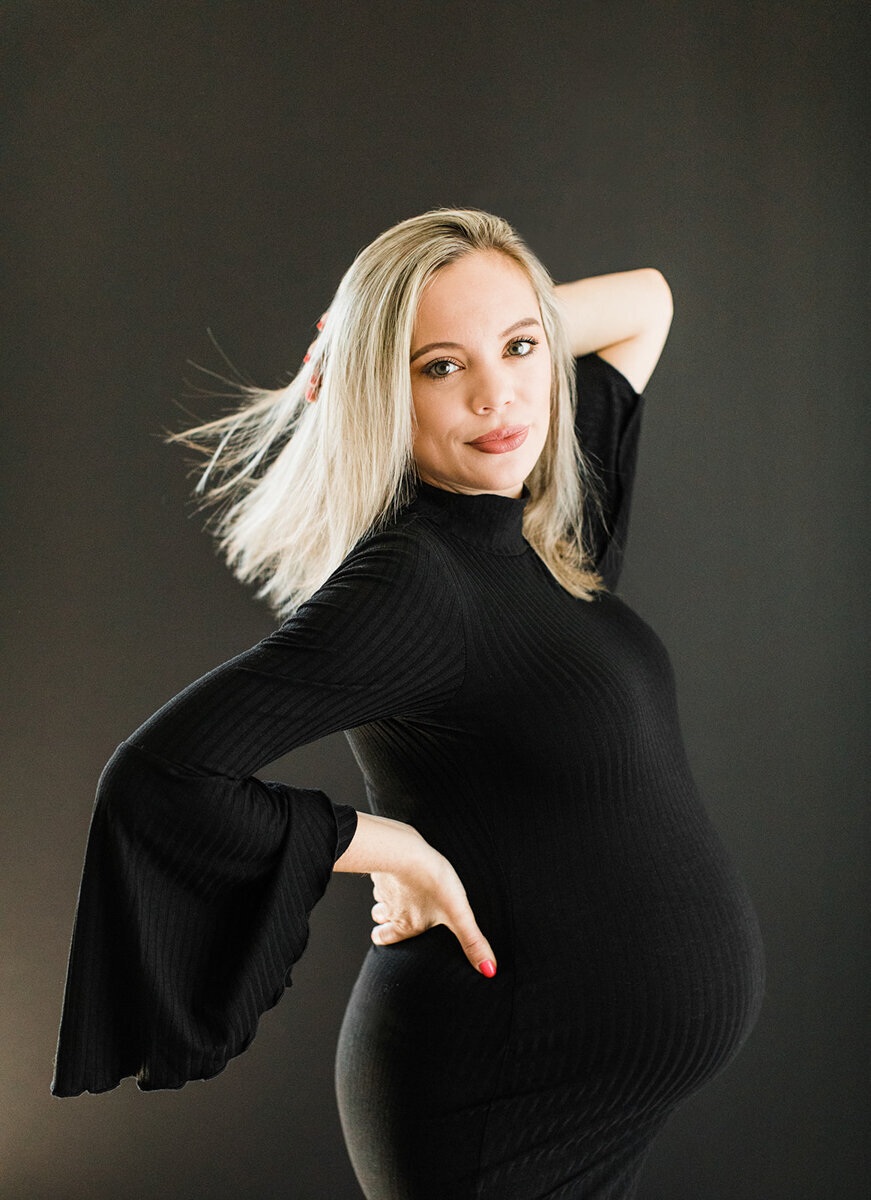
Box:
[53,352,766,1200]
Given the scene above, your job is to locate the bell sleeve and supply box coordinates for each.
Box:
[573,351,646,592]
[51,527,465,1096]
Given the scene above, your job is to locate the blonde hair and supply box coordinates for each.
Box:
[168,206,606,618]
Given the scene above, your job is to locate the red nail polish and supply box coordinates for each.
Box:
[303,352,311,363]
[479,959,496,977]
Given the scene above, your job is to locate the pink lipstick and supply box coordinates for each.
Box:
[467,425,529,454]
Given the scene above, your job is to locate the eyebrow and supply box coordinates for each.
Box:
[409,317,542,363]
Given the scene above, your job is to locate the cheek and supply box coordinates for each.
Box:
[411,394,452,445]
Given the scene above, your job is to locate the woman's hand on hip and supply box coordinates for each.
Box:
[370,846,497,977]
[332,810,496,976]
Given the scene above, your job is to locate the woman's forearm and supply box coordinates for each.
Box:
[554,268,673,359]
[332,809,430,875]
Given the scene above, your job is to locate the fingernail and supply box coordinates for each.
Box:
[303,352,311,363]
[479,959,496,977]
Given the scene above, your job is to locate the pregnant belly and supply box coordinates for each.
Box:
[502,813,767,1115]
[369,766,766,1124]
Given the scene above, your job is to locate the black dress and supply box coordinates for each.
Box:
[53,353,766,1199]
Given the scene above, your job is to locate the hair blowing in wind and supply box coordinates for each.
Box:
[167,207,605,619]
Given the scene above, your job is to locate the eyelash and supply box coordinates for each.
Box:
[421,336,540,381]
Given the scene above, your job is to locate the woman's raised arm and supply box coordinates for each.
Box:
[555,268,673,394]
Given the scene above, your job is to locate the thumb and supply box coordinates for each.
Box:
[449,909,497,978]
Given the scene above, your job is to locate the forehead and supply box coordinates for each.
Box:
[414,250,538,330]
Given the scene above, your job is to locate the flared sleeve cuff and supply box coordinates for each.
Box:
[52,740,353,1096]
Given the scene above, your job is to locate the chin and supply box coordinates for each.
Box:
[476,457,535,489]
[469,470,529,497]
[421,448,537,496]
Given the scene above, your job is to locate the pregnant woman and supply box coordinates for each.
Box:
[53,207,765,1199]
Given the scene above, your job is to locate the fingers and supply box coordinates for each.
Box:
[433,870,497,977]
[303,311,329,362]
[371,921,400,945]
[371,914,497,976]
[370,900,406,946]
[451,912,497,977]
[302,311,329,401]
[371,900,497,977]
[369,867,496,976]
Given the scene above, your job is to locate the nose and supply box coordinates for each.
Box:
[472,368,514,413]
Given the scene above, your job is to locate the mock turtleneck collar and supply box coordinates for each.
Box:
[406,479,531,554]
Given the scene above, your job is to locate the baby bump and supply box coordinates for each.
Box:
[504,832,767,1112]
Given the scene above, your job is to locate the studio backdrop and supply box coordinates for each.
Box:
[2,2,867,1197]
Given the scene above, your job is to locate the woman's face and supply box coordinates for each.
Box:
[409,250,552,498]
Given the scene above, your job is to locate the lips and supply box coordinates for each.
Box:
[467,425,530,455]
[468,424,529,446]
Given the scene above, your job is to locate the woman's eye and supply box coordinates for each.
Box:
[424,359,460,380]
[422,337,538,381]
[507,336,538,356]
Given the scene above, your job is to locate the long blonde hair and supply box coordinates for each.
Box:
[168,207,605,618]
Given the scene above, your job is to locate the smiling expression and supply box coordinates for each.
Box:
[409,249,552,498]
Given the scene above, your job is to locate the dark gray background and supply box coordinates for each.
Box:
[3,2,868,1197]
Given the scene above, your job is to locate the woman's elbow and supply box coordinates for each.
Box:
[92,739,175,832]
[93,742,144,814]
[640,268,674,322]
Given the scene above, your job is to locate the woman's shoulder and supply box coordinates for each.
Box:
[325,505,455,596]
[280,508,463,646]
